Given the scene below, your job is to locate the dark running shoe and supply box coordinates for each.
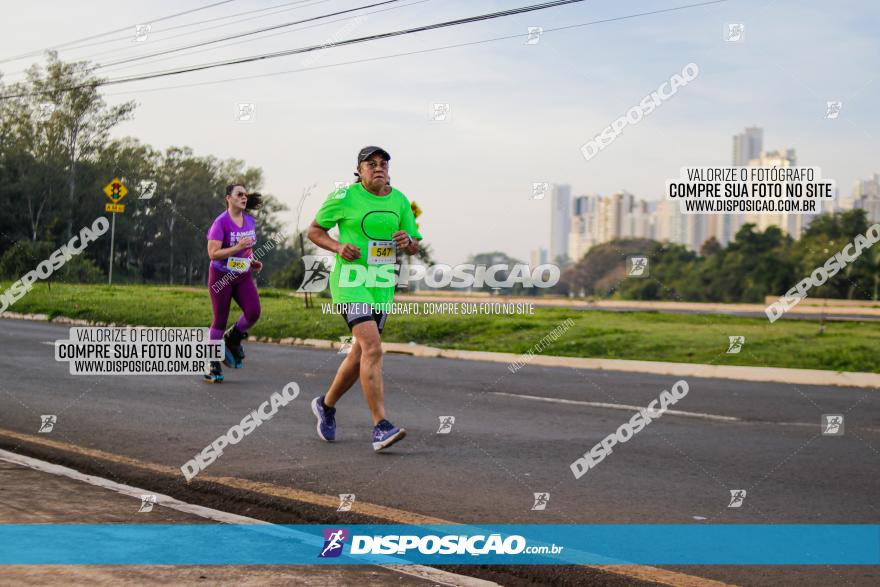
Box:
[203,361,224,383]
[223,325,247,368]
[311,396,336,442]
[372,419,406,452]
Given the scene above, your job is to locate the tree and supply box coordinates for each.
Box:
[0,74,66,242]
[25,52,135,241]
[561,239,661,298]
[792,209,874,299]
[1,55,302,288]
[465,251,526,294]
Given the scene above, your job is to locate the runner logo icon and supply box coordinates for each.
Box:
[531,182,549,199]
[38,415,56,433]
[338,335,355,354]
[728,489,746,508]
[298,255,335,292]
[337,493,356,512]
[727,336,745,353]
[825,101,842,119]
[319,528,348,558]
[437,416,455,434]
[531,493,549,511]
[627,256,649,277]
[525,26,543,45]
[822,414,844,435]
[138,495,156,513]
[725,23,744,42]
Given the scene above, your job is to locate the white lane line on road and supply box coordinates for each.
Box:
[0,449,496,587]
[489,392,741,422]
[490,392,880,432]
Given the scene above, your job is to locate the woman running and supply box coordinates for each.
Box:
[308,146,422,451]
[203,184,263,383]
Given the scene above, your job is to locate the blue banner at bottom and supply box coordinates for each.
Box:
[0,524,878,565]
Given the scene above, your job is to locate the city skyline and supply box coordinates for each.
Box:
[542,125,878,264]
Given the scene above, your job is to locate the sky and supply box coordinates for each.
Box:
[2,0,878,264]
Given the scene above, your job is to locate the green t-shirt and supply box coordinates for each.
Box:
[315,182,423,305]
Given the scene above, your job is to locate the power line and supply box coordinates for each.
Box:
[0,0,333,82]
[0,0,589,100]
[101,0,728,98]
[94,0,409,70]
[64,0,322,52]
[97,0,431,78]
[0,0,241,65]
[0,0,728,101]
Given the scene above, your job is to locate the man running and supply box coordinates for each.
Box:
[204,184,263,383]
[308,146,422,451]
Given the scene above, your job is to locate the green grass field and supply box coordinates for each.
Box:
[3,282,879,373]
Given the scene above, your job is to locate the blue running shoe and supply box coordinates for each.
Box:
[311,396,336,442]
[203,361,224,383]
[372,419,406,452]
[223,325,246,369]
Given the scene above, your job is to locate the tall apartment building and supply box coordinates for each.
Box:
[655,198,683,245]
[655,197,707,251]
[711,126,765,245]
[529,247,549,268]
[567,192,653,260]
[850,174,880,222]
[550,184,571,263]
[568,194,600,262]
[744,148,813,237]
[733,126,764,166]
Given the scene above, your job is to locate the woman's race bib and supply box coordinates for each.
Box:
[227,256,252,272]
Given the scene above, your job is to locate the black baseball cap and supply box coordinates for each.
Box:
[357,146,391,164]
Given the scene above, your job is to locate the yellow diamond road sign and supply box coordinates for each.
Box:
[103,178,128,203]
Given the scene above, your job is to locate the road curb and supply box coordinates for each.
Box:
[3,310,877,389]
[0,448,499,587]
[0,429,733,587]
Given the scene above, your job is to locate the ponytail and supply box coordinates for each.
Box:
[245,192,264,211]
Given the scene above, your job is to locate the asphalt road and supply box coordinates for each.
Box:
[1,318,878,586]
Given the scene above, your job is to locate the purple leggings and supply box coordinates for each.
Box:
[208,265,261,340]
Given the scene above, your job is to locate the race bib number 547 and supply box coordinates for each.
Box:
[367,240,395,265]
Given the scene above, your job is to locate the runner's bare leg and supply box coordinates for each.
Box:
[351,320,386,425]
[324,340,361,406]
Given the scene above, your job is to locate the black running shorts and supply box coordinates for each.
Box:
[338,303,387,333]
